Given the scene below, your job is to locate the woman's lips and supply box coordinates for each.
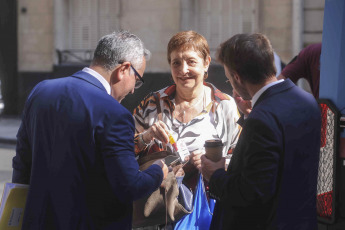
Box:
[179,76,194,81]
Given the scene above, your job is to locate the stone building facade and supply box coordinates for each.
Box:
[1,0,325,114]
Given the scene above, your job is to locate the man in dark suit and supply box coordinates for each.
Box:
[200,33,321,229]
[12,30,168,230]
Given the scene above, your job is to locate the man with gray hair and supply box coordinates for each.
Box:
[12,30,168,230]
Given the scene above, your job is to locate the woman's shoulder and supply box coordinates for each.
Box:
[205,83,238,115]
[133,85,175,114]
[157,84,176,99]
[142,84,176,101]
[206,82,232,102]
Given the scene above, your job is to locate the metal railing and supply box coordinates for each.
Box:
[317,99,340,224]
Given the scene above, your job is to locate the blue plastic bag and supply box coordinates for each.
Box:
[174,174,215,230]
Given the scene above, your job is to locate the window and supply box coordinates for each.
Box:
[181,0,258,58]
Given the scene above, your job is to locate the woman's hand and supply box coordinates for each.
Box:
[142,120,170,145]
[189,149,205,171]
[233,90,252,116]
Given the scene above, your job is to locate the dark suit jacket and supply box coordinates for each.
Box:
[12,71,163,230]
[209,79,321,230]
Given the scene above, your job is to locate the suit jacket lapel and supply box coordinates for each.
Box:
[253,79,295,109]
[71,70,108,93]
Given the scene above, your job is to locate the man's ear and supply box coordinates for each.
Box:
[233,72,242,83]
[110,62,131,84]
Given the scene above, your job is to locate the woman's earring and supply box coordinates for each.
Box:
[204,71,208,79]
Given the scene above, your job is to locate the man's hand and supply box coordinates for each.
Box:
[153,159,169,180]
[233,90,252,116]
[200,155,225,181]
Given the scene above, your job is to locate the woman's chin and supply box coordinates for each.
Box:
[177,79,196,88]
[178,83,194,90]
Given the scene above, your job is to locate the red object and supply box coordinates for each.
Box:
[320,103,328,148]
[317,191,333,218]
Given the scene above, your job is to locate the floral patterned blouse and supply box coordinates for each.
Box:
[133,82,241,158]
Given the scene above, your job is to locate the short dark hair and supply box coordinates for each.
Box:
[216,33,276,84]
[167,31,210,65]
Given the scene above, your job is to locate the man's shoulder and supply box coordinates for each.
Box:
[33,74,81,89]
[250,85,319,126]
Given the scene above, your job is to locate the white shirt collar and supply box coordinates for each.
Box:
[251,79,284,107]
[82,67,111,95]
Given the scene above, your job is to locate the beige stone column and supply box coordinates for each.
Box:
[18,0,54,72]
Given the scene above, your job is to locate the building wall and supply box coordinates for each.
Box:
[17,0,324,73]
[14,0,324,114]
[304,0,324,46]
[120,0,180,72]
[181,0,259,60]
[258,0,324,64]
[54,0,180,72]
[18,0,54,72]
[258,0,293,64]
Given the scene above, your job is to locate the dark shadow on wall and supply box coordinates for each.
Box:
[121,73,173,113]
[0,1,18,115]
[121,64,233,113]
[16,64,88,115]
[16,63,232,115]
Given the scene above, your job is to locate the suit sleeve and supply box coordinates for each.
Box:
[99,108,163,203]
[12,87,39,185]
[12,120,32,184]
[209,118,282,207]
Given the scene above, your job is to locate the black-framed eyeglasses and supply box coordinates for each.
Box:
[130,65,145,89]
[118,61,145,89]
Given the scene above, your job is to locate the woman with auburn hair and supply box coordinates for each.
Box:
[133,31,241,229]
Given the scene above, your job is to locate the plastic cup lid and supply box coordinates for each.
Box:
[204,139,223,147]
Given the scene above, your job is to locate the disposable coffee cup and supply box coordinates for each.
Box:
[204,139,223,162]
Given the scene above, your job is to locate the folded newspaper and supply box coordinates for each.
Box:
[0,183,29,230]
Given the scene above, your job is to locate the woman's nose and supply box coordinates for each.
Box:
[180,61,189,75]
